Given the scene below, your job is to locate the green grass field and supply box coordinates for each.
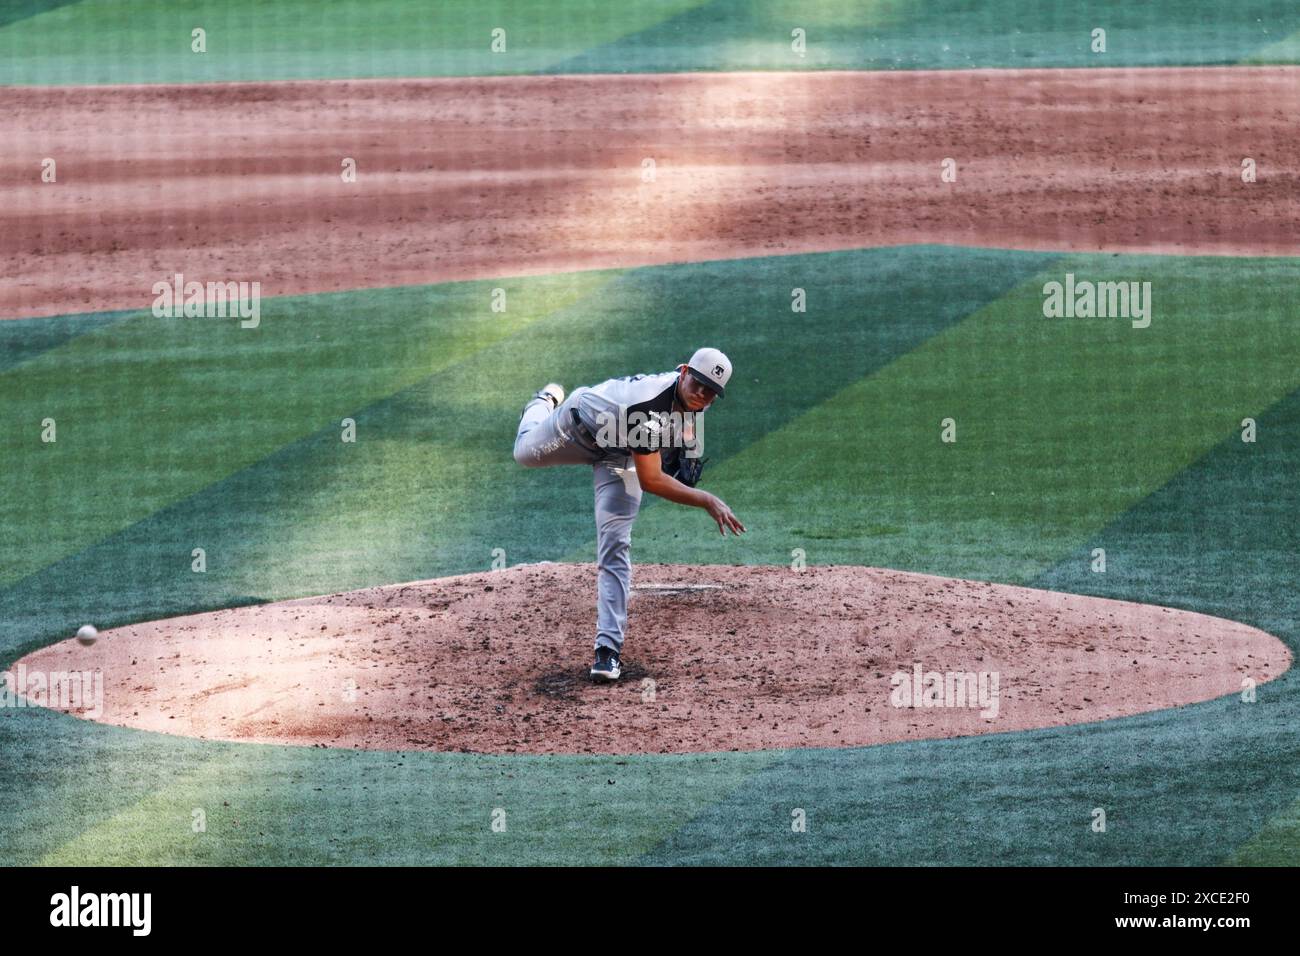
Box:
[3,246,1299,864]
[2,0,1298,866]
[2,0,1300,84]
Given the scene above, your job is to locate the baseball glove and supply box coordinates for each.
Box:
[662,447,708,487]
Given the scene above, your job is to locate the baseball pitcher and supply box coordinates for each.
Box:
[512,347,746,681]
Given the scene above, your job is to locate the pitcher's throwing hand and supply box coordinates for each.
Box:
[705,494,746,536]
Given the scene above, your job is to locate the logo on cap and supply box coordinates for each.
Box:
[713,365,725,376]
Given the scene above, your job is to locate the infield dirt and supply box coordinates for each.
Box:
[4,67,1299,319]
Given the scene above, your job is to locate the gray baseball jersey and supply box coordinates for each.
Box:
[574,370,701,457]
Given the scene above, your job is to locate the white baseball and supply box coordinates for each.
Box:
[75,624,99,647]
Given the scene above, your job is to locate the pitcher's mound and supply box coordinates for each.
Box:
[12,563,1289,755]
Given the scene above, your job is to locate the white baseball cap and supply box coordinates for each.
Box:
[681,347,732,398]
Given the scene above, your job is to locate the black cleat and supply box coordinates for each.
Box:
[590,646,622,681]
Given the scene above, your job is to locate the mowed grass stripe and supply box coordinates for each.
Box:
[0,0,82,32]
[1232,797,1300,865]
[551,0,1300,74]
[630,254,1300,582]
[3,701,774,866]
[0,271,616,589]
[31,735,776,866]
[0,309,138,375]
[1244,25,1300,63]
[0,0,708,85]
[3,0,1298,84]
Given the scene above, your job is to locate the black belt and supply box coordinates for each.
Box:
[570,407,599,446]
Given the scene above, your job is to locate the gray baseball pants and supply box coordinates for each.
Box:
[513,387,642,653]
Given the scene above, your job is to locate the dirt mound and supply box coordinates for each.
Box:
[11,563,1289,755]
